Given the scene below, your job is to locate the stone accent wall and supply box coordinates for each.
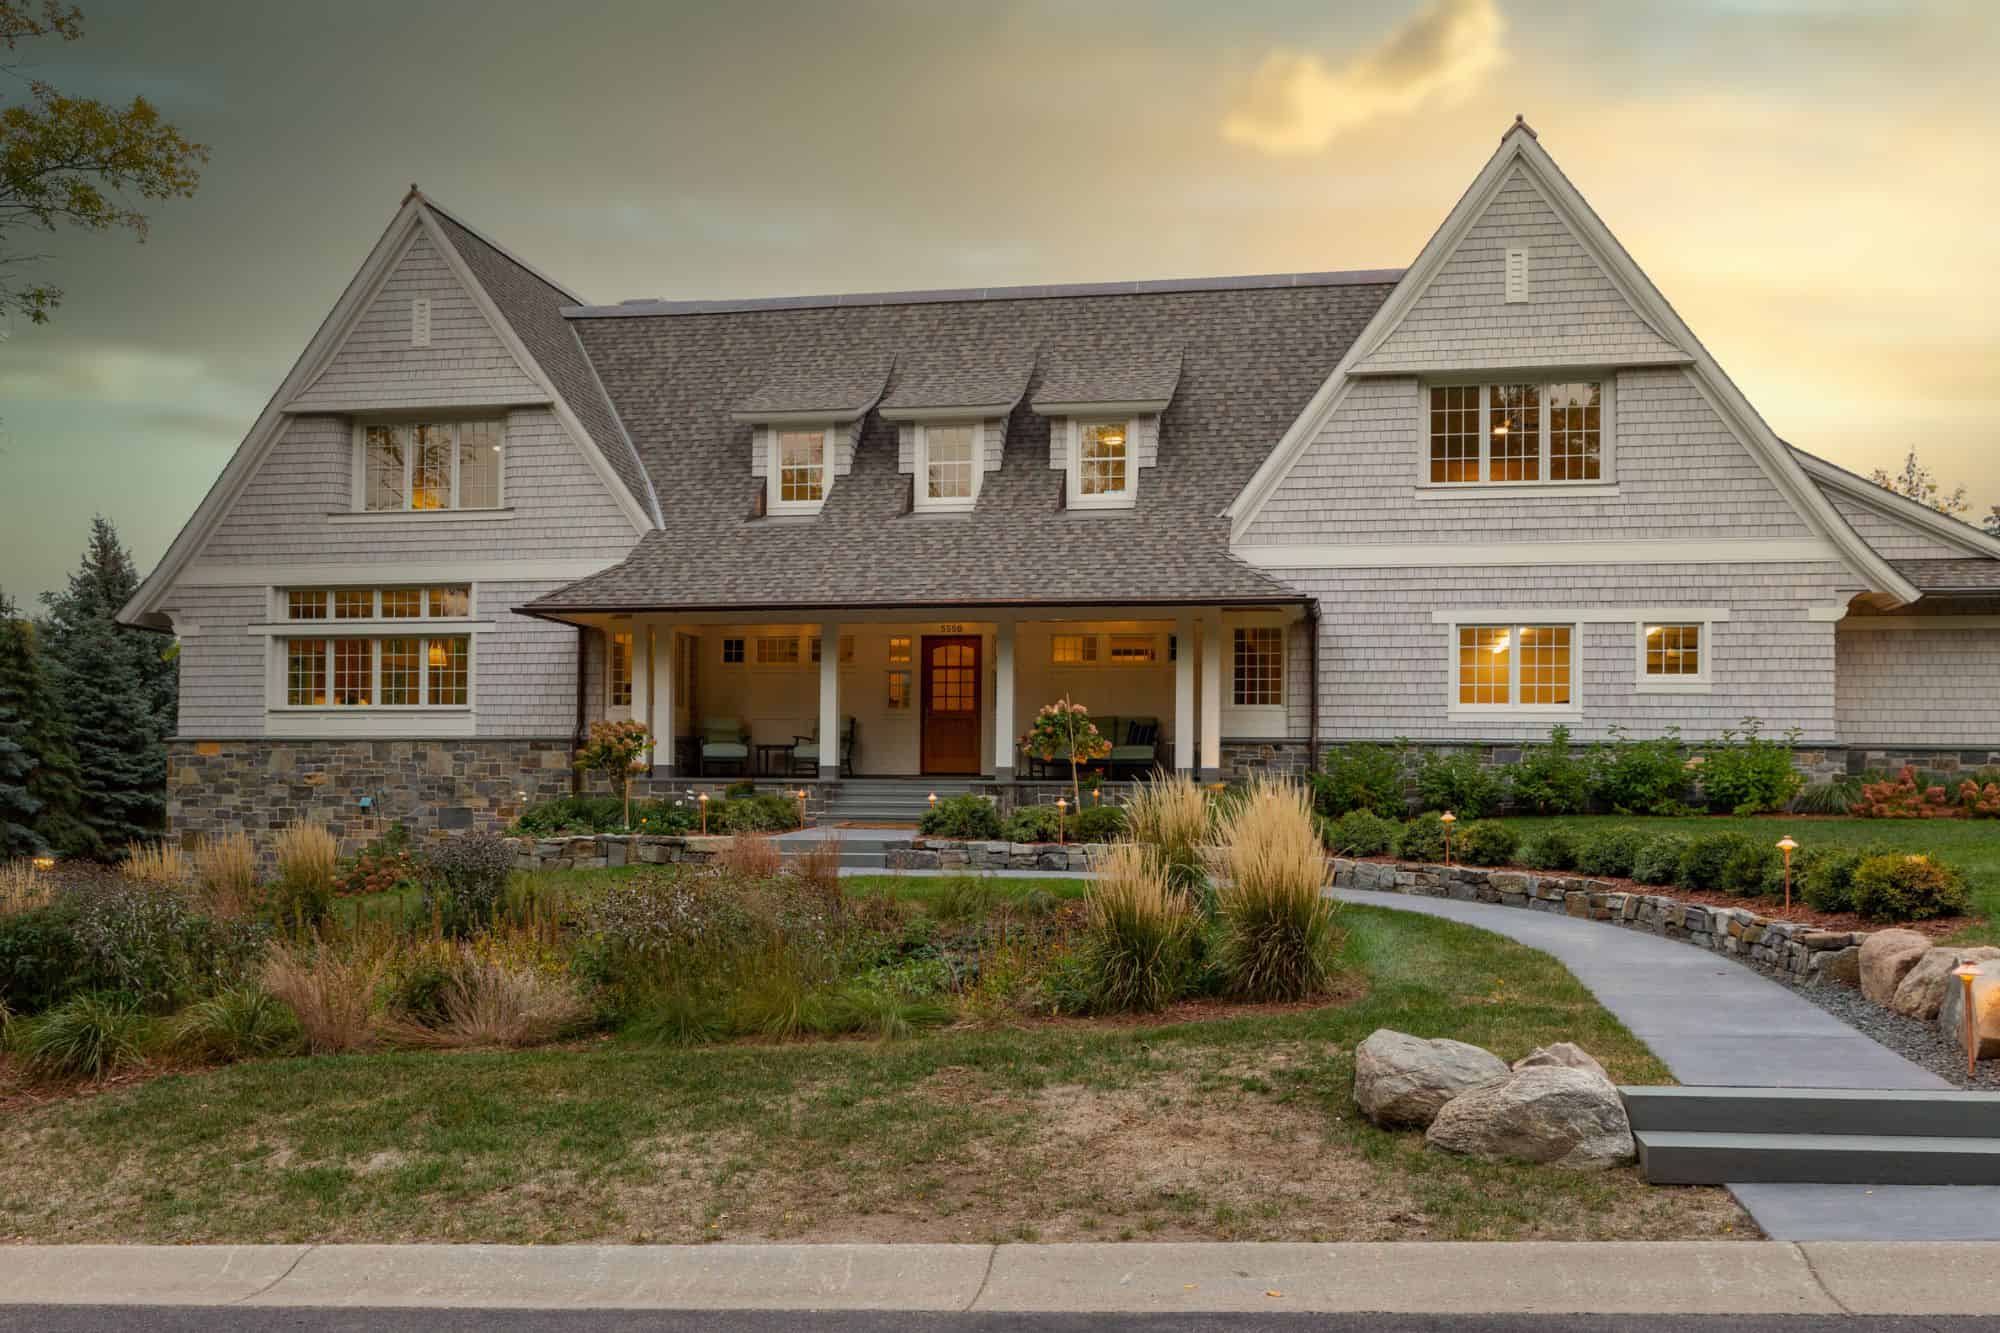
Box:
[510,833,731,871]
[167,738,576,853]
[887,837,1101,873]
[1220,740,1312,779]
[1333,858,1866,983]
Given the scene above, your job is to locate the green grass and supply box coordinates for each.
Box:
[843,874,1092,907]
[1495,814,2000,942]
[0,904,1738,1245]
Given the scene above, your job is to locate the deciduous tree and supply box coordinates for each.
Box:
[1869,450,1969,520]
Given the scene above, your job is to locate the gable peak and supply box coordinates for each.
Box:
[1501,113,1538,144]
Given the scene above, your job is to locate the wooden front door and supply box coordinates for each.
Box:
[921,635,982,774]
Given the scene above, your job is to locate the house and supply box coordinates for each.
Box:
[120,118,2000,840]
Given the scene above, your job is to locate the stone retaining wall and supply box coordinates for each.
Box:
[507,833,736,871]
[885,837,1102,873]
[1332,857,1868,983]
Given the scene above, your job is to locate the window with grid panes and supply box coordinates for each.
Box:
[1232,627,1283,706]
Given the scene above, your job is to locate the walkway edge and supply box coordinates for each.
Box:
[4,1242,2000,1313]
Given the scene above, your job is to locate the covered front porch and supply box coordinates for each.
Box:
[571,603,1305,783]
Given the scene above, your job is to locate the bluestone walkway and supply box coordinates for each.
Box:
[1335,888,2000,1241]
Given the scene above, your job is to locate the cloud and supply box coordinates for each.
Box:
[1221,0,1505,155]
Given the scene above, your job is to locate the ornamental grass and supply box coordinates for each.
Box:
[1121,770,1211,896]
[123,840,192,888]
[191,831,259,918]
[272,821,339,927]
[1076,841,1198,1013]
[261,938,388,1055]
[1215,777,1343,1002]
[0,859,50,916]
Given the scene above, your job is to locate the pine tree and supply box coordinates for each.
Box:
[38,519,171,850]
[0,594,97,859]
[0,704,38,858]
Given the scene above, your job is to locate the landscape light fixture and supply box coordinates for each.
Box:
[1776,835,1799,910]
[1953,962,1983,1080]
[697,790,709,835]
[795,787,809,829]
[1440,810,1457,865]
[31,856,54,873]
[1056,796,1068,845]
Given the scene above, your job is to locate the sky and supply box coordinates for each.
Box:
[2,0,1997,604]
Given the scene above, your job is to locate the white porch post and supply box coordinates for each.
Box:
[1200,613,1223,781]
[1174,612,1195,775]
[817,622,842,781]
[993,621,1016,783]
[629,622,652,772]
[652,626,676,777]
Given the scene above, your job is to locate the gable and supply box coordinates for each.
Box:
[1828,492,1977,561]
[1355,164,1684,374]
[288,229,547,412]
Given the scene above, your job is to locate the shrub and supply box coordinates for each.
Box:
[1573,826,1651,880]
[574,719,654,828]
[1849,853,1971,923]
[1588,726,1693,815]
[1800,846,1874,914]
[421,832,516,935]
[716,832,783,880]
[1697,719,1804,815]
[1507,726,1590,815]
[918,794,1001,840]
[1074,843,1198,1012]
[1214,779,1340,1000]
[1021,695,1112,808]
[1630,834,1690,887]
[1676,832,1753,891]
[9,991,154,1080]
[1454,820,1519,867]
[512,795,627,836]
[1852,767,1957,819]
[170,986,301,1062]
[631,800,698,836]
[398,951,589,1049]
[1959,780,2000,818]
[1518,825,1582,872]
[261,940,387,1054]
[1791,776,1861,815]
[0,879,267,1014]
[1413,750,1503,819]
[1069,804,1127,842]
[1312,743,1406,817]
[1720,840,1785,897]
[1002,804,1064,844]
[724,779,758,800]
[191,831,258,917]
[1122,771,1212,897]
[1325,808,1398,857]
[1394,812,1449,863]
[123,840,191,887]
[707,793,802,834]
[0,905,87,1013]
[271,822,338,927]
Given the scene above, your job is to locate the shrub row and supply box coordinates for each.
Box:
[918,793,1125,844]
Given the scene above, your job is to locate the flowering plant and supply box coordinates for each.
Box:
[574,720,654,829]
[1021,695,1111,808]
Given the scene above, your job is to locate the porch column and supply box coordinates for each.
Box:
[652,626,676,778]
[817,622,841,781]
[1174,612,1195,775]
[629,622,652,771]
[993,621,1015,783]
[1200,614,1223,781]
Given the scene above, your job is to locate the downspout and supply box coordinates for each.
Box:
[571,625,588,795]
[1305,599,1321,773]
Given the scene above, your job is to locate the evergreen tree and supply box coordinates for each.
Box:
[38,519,171,850]
[0,593,97,858]
[0,703,37,858]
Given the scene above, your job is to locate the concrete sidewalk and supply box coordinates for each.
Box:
[4,1242,2000,1315]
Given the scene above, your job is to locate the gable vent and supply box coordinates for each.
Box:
[1504,248,1528,303]
[410,297,432,347]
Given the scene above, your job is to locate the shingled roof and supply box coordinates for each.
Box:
[525,271,1398,614]
[1894,558,2000,594]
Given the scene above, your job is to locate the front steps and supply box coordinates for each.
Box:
[1625,1087,2000,1185]
[818,778,979,827]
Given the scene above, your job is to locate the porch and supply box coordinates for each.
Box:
[580,604,1305,784]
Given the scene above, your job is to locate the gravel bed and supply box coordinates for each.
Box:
[1729,950,2000,1089]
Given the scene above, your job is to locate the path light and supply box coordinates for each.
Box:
[928,791,938,810]
[31,855,54,873]
[1776,836,1799,910]
[1056,796,1067,845]
[1954,962,1983,1080]
[1440,811,1456,866]
[796,787,809,829]
[697,790,709,836]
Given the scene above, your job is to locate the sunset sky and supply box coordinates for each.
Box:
[2,0,1995,603]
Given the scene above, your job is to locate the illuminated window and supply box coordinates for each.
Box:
[331,639,373,706]
[427,637,469,706]
[1232,627,1283,707]
[755,636,800,666]
[380,588,422,619]
[358,420,505,511]
[809,634,856,664]
[771,428,827,512]
[1426,383,1605,485]
[1640,622,1708,688]
[609,631,633,707]
[887,636,912,664]
[287,590,328,621]
[1071,419,1131,505]
[380,638,421,706]
[1428,385,1479,483]
[886,669,911,710]
[917,423,979,511]
[1455,624,1574,709]
[334,589,374,619]
[1489,383,1540,482]
[286,639,327,705]
[1050,634,1097,665]
[427,585,470,618]
[1108,635,1156,664]
[411,423,452,510]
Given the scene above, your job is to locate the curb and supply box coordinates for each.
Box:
[4,1242,2000,1314]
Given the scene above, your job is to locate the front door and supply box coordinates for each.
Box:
[921,635,981,774]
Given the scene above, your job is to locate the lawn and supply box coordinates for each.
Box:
[1493,814,2000,942]
[0,901,1745,1246]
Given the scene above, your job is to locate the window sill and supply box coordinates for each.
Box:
[1446,705,1583,720]
[1636,680,1713,694]
[1065,495,1137,511]
[249,620,494,636]
[1412,483,1618,501]
[328,509,514,523]
[912,501,977,515]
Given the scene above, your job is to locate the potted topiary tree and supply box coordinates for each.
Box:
[574,720,654,830]
[1021,695,1111,811]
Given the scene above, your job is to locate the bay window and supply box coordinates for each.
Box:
[1425,382,1605,486]
[356,419,506,511]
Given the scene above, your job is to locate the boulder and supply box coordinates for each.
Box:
[1811,945,1863,987]
[1425,1066,1636,1170]
[1353,1029,1510,1129]
[1891,947,2000,1021]
[1511,1042,1611,1085]
[1937,959,2000,1062]
[1860,929,1934,1006]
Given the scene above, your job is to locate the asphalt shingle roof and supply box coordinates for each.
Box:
[528,273,1398,613]
[1031,343,1183,409]
[733,351,891,419]
[1894,558,2000,593]
[877,345,1035,414]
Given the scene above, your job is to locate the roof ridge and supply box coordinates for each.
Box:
[565,268,1406,319]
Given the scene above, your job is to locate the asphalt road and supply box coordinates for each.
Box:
[4,1312,1999,1332]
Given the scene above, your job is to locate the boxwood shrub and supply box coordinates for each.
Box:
[1325,808,1399,857]
[1394,812,1449,863]
[918,794,1001,840]
[1849,853,1971,923]
[1630,834,1690,887]
[1675,832,1753,892]
[1518,825,1582,872]
[1455,820,1519,867]
[1572,825,1651,880]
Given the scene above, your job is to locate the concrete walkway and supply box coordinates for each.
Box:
[4,1242,2000,1315]
[1336,888,2000,1241]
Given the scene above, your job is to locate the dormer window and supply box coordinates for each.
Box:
[1068,418,1135,509]
[1422,381,1608,487]
[769,426,831,514]
[915,422,982,512]
[355,419,505,512]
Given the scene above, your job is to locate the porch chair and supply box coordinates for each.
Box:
[1103,716,1163,780]
[790,715,857,778]
[698,716,750,777]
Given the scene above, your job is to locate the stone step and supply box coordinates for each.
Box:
[1635,1130,2000,1186]
[1622,1087,2000,1139]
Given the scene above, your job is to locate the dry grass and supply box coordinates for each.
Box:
[1121,771,1211,892]
[0,860,51,915]
[122,840,192,887]
[398,953,590,1049]
[717,832,783,880]
[1216,777,1343,1001]
[273,822,337,894]
[791,837,841,898]
[1080,842,1199,1012]
[191,831,259,918]
[260,940,387,1055]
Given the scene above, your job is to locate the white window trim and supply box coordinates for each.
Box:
[266,634,476,713]
[1414,379,1616,491]
[1227,624,1287,715]
[1443,619,1583,719]
[913,421,983,513]
[1635,619,1714,693]
[350,418,508,514]
[1066,417,1137,510]
[767,425,835,516]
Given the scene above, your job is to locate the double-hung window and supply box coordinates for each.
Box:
[277,584,474,709]
[769,427,831,514]
[1067,419,1135,508]
[357,419,505,511]
[1425,382,1605,486]
[915,422,981,511]
[1637,621,1711,691]
[1452,623,1576,711]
